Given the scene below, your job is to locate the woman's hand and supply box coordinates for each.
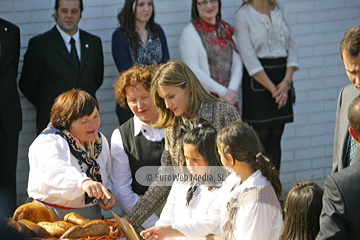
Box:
[99,192,116,211]
[141,225,182,240]
[206,234,225,240]
[81,179,112,200]
[141,226,160,240]
[107,217,132,224]
[273,80,289,109]
[221,89,239,105]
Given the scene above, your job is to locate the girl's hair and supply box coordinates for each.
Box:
[216,120,282,199]
[182,121,227,188]
[117,0,159,56]
[190,0,222,22]
[150,60,216,129]
[182,122,219,168]
[281,181,324,240]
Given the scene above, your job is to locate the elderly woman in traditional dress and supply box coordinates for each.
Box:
[27,89,116,220]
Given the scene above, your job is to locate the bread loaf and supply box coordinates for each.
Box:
[18,219,55,238]
[64,212,88,225]
[60,220,110,239]
[12,203,56,223]
[37,221,74,238]
[5,218,32,238]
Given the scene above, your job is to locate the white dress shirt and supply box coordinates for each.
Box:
[111,116,164,229]
[157,179,221,240]
[235,3,299,76]
[56,24,81,60]
[27,131,112,208]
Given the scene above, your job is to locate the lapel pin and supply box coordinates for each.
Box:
[4,27,8,31]
[85,44,89,48]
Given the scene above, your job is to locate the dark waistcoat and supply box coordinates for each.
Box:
[119,118,164,195]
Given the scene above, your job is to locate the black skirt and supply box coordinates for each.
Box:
[242,57,293,128]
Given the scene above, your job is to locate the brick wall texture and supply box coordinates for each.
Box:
[1,0,359,206]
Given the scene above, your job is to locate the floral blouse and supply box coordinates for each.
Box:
[129,25,163,65]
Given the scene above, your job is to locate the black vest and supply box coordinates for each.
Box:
[119,118,164,195]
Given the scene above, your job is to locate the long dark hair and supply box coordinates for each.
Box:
[216,121,282,200]
[182,121,227,187]
[281,181,323,240]
[182,122,219,168]
[117,0,159,56]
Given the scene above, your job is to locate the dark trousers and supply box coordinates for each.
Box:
[36,109,51,135]
[0,119,19,218]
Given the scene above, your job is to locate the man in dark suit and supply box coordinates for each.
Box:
[316,96,360,240]
[19,0,104,135]
[332,24,360,173]
[0,18,22,217]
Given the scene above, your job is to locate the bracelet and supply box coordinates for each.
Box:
[283,79,292,88]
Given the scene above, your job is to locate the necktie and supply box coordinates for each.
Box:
[345,135,357,167]
[70,37,80,69]
[186,182,198,206]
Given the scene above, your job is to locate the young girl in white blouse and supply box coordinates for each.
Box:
[235,0,299,172]
[154,122,226,240]
[141,121,283,240]
[212,120,284,240]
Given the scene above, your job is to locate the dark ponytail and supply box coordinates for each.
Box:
[216,121,282,200]
[254,154,282,200]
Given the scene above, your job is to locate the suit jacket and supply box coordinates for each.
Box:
[316,161,360,240]
[19,26,104,112]
[332,84,360,173]
[0,18,22,134]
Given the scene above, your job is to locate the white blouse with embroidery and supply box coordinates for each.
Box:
[235,3,299,76]
[27,131,112,209]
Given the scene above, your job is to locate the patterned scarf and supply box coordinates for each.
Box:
[42,127,103,204]
[193,17,237,87]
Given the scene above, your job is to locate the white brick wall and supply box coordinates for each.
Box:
[280,0,360,192]
[0,0,359,206]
